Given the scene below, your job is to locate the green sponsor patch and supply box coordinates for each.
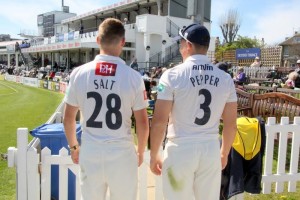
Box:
[157,83,165,92]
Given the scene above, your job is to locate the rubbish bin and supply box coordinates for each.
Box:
[31,123,82,200]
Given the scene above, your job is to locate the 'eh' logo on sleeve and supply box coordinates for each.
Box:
[95,62,117,76]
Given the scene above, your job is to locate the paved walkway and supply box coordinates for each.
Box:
[147,168,156,199]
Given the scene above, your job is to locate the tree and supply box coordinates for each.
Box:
[233,36,264,49]
[219,9,241,44]
[215,36,264,61]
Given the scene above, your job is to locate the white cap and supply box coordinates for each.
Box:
[297,59,300,64]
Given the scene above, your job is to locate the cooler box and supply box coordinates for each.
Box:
[31,123,82,200]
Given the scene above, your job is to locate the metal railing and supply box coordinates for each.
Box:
[164,43,180,64]
[148,18,181,67]
[166,18,181,37]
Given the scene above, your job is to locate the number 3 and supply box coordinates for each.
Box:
[194,89,211,125]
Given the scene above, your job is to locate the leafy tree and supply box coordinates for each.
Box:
[234,35,264,48]
[219,9,241,44]
[215,36,264,61]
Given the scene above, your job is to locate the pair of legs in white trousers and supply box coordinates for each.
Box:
[79,140,138,200]
[162,137,221,200]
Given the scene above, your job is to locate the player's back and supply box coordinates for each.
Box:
[70,55,145,142]
[159,55,236,139]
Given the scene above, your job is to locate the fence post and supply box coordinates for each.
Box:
[288,117,300,192]
[275,117,289,193]
[59,148,69,200]
[41,147,51,200]
[262,117,276,194]
[17,128,28,200]
[27,146,40,200]
[7,147,17,168]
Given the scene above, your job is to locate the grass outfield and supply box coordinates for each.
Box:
[0,80,63,200]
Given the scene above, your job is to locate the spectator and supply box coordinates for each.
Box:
[123,17,128,25]
[250,57,261,67]
[53,62,58,71]
[294,59,300,88]
[284,71,298,89]
[295,59,300,73]
[233,67,246,85]
[226,62,234,78]
[130,58,138,70]
[152,67,162,79]
[143,72,151,99]
[80,24,84,34]
[49,71,55,80]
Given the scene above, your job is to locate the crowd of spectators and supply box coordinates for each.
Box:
[214,59,300,90]
[0,63,72,83]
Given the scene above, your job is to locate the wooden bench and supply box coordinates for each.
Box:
[236,88,253,116]
[249,77,271,85]
[236,88,300,122]
[241,85,300,98]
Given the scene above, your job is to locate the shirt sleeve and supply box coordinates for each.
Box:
[157,70,174,101]
[63,69,79,107]
[132,77,149,111]
[227,79,237,103]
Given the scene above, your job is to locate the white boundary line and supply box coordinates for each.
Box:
[0,81,18,96]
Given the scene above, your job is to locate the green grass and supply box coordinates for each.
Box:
[0,80,63,200]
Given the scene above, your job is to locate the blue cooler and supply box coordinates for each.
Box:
[31,123,82,200]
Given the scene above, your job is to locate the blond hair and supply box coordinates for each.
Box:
[98,18,125,47]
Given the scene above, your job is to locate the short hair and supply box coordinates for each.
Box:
[98,18,125,47]
[192,43,209,51]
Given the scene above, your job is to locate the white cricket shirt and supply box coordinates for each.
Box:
[157,55,237,139]
[64,55,148,142]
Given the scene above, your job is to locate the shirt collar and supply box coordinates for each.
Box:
[185,54,210,63]
[94,54,126,64]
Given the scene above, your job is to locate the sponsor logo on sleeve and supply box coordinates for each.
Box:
[157,84,165,92]
[95,62,117,76]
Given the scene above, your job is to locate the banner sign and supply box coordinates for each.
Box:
[22,77,39,87]
[6,44,15,53]
[74,31,80,40]
[59,82,68,94]
[5,75,16,82]
[51,36,56,44]
[236,48,261,60]
[58,34,64,42]
[68,32,74,40]
[64,33,69,42]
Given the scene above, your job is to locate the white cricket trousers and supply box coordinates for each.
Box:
[162,136,221,200]
[79,140,138,200]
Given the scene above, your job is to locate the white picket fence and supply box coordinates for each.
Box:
[231,66,273,78]
[7,105,300,200]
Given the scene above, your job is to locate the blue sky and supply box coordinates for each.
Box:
[0,0,299,45]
